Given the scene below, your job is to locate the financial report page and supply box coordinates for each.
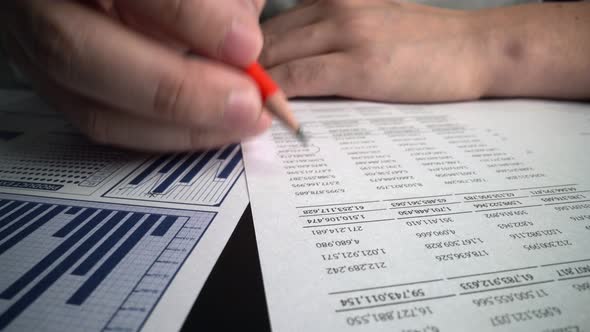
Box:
[242,99,590,332]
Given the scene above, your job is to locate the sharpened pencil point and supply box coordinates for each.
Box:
[247,63,305,143]
[296,127,308,145]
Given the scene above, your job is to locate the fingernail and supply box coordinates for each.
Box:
[220,19,261,66]
[224,88,261,129]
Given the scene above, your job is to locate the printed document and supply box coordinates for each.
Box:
[0,90,248,332]
[242,99,590,332]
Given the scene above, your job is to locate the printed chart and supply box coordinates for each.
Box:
[105,144,244,206]
[0,194,215,331]
[0,111,136,195]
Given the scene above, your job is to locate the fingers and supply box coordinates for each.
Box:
[261,21,339,68]
[116,8,191,53]
[2,28,272,151]
[10,0,263,132]
[268,54,351,98]
[262,2,320,35]
[63,103,272,152]
[116,0,264,66]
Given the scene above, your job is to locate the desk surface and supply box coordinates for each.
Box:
[181,205,271,331]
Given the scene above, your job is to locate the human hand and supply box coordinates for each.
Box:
[0,0,271,151]
[261,0,488,103]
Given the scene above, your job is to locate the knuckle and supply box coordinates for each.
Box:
[283,62,299,88]
[339,16,371,42]
[260,33,275,65]
[153,69,190,122]
[355,57,379,93]
[283,60,324,89]
[304,25,323,42]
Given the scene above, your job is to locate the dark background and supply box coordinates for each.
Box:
[180,205,271,332]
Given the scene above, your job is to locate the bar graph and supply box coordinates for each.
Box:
[0,194,216,332]
[105,144,244,206]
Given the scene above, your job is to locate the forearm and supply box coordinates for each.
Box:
[472,2,590,100]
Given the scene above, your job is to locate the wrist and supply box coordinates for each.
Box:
[462,3,579,99]
[435,11,494,101]
[459,10,504,100]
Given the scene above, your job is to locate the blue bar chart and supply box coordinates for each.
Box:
[104,145,244,206]
[0,194,215,332]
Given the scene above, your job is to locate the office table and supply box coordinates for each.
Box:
[181,205,271,332]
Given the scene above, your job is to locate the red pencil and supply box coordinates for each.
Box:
[245,62,307,143]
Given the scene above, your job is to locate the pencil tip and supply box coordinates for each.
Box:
[295,127,308,145]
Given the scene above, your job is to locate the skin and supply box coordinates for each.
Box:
[0,0,272,151]
[1,1,588,152]
[261,0,590,103]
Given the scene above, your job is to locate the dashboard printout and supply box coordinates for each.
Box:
[242,99,590,332]
[0,90,248,331]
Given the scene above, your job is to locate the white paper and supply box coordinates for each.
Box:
[0,90,248,332]
[243,99,590,332]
